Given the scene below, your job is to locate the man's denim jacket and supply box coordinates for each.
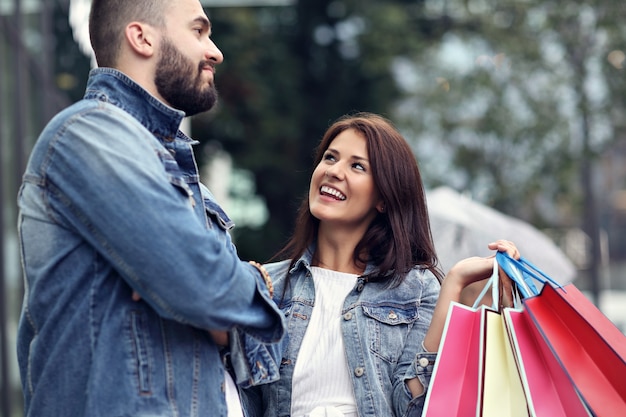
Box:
[16,68,284,417]
[241,247,440,417]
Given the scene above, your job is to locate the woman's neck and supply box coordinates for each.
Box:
[313,229,366,275]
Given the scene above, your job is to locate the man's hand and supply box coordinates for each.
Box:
[209,330,229,346]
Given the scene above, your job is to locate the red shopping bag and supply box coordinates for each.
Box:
[496,252,626,416]
[503,308,591,416]
[422,301,482,417]
[523,283,626,416]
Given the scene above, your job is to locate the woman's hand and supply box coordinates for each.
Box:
[454,240,519,307]
[446,240,519,291]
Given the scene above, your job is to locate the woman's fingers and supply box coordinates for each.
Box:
[488,240,520,259]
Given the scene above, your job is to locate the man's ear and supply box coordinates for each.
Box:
[124,22,156,58]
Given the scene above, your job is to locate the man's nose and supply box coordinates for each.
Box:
[205,39,223,64]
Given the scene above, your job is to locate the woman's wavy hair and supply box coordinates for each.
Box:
[275,112,443,286]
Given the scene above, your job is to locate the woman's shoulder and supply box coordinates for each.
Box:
[263,259,292,276]
[394,266,440,288]
[385,266,441,298]
[263,259,298,290]
[411,265,440,280]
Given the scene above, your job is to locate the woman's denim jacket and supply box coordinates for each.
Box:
[16,68,284,417]
[241,247,440,417]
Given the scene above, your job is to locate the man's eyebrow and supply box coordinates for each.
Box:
[193,16,211,30]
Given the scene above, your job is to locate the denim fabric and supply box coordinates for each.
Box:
[242,247,440,417]
[16,68,284,417]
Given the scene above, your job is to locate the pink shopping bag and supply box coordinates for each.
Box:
[422,301,482,417]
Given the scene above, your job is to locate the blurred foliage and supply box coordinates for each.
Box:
[394,0,626,231]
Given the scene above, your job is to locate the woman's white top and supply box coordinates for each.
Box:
[291,267,359,417]
[224,370,244,417]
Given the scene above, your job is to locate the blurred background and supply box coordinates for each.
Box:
[2,0,626,415]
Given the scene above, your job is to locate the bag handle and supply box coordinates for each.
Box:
[471,258,500,310]
[495,251,563,298]
[470,257,524,310]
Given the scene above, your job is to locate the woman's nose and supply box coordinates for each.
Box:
[325,164,344,179]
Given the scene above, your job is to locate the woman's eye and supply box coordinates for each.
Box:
[323,153,336,162]
[353,163,366,171]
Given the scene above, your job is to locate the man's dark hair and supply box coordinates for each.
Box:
[89,0,167,67]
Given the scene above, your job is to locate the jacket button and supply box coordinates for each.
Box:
[388,310,397,320]
[418,357,430,368]
[343,312,353,320]
[354,367,365,377]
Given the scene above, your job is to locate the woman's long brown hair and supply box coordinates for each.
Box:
[274,112,443,287]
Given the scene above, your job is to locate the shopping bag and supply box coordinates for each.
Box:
[479,305,528,417]
[422,260,501,417]
[424,259,528,417]
[503,308,591,417]
[421,301,483,417]
[497,252,626,417]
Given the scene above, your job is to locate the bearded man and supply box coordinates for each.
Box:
[16,1,285,416]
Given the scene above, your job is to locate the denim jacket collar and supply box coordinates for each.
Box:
[84,68,194,144]
[289,242,377,282]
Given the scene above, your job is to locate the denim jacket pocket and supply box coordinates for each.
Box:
[204,200,234,231]
[156,148,195,201]
[198,184,235,231]
[126,310,154,396]
[362,303,418,363]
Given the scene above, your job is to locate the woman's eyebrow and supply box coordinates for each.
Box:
[327,147,369,162]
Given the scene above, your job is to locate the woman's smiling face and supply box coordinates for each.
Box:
[308,128,384,234]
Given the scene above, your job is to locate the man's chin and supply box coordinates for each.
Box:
[182,98,218,117]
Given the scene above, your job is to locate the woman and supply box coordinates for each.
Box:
[242,112,518,417]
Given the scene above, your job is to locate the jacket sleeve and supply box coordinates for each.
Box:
[392,270,440,417]
[229,325,285,388]
[228,261,290,388]
[40,106,283,341]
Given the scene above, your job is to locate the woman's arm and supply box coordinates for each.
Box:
[406,240,519,398]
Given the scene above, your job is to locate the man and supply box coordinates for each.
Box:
[16,1,284,416]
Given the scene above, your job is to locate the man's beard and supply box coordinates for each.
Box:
[154,38,218,116]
